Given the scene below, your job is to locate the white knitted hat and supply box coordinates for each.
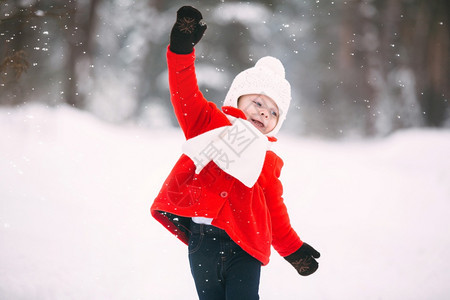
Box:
[223,56,291,136]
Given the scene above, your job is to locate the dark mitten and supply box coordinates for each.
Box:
[284,242,320,276]
[169,6,207,54]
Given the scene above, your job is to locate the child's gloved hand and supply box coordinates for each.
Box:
[169,6,207,54]
[284,242,320,276]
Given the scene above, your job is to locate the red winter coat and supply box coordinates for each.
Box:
[151,47,303,265]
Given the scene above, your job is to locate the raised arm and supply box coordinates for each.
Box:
[167,6,229,139]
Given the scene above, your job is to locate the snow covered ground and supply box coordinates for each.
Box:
[1,104,449,299]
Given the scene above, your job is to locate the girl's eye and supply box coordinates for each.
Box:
[271,111,278,117]
[253,101,262,107]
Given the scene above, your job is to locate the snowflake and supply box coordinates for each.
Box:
[176,17,196,34]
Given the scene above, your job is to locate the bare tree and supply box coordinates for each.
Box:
[407,0,449,126]
[0,1,34,105]
[64,0,101,108]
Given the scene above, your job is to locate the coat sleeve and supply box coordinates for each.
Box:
[262,152,304,257]
[166,46,230,140]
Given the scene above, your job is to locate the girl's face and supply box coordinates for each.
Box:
[237,94,279,134]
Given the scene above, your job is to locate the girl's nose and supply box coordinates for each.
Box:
[260,110,268,118]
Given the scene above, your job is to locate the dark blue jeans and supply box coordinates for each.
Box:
[188,221,262,300]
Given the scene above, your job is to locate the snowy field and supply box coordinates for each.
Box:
[1,104,449,300]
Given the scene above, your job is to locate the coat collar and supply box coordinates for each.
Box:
[222,106,246,119]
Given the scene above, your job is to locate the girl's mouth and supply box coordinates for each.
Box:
[251,119,264,129]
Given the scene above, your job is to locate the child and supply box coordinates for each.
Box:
[151,6,320,300]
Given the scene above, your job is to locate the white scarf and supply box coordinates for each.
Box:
[182,116,271,188]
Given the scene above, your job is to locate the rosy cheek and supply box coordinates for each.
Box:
[268,120,276,132]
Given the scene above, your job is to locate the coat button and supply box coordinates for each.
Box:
[220,191,228,198]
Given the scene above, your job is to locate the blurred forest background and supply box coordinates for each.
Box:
[0,0,448,138]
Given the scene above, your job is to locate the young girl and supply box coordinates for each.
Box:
[151,6,320,299]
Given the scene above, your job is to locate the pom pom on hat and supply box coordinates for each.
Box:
[223,56,291,136]
[255,56,285,78]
